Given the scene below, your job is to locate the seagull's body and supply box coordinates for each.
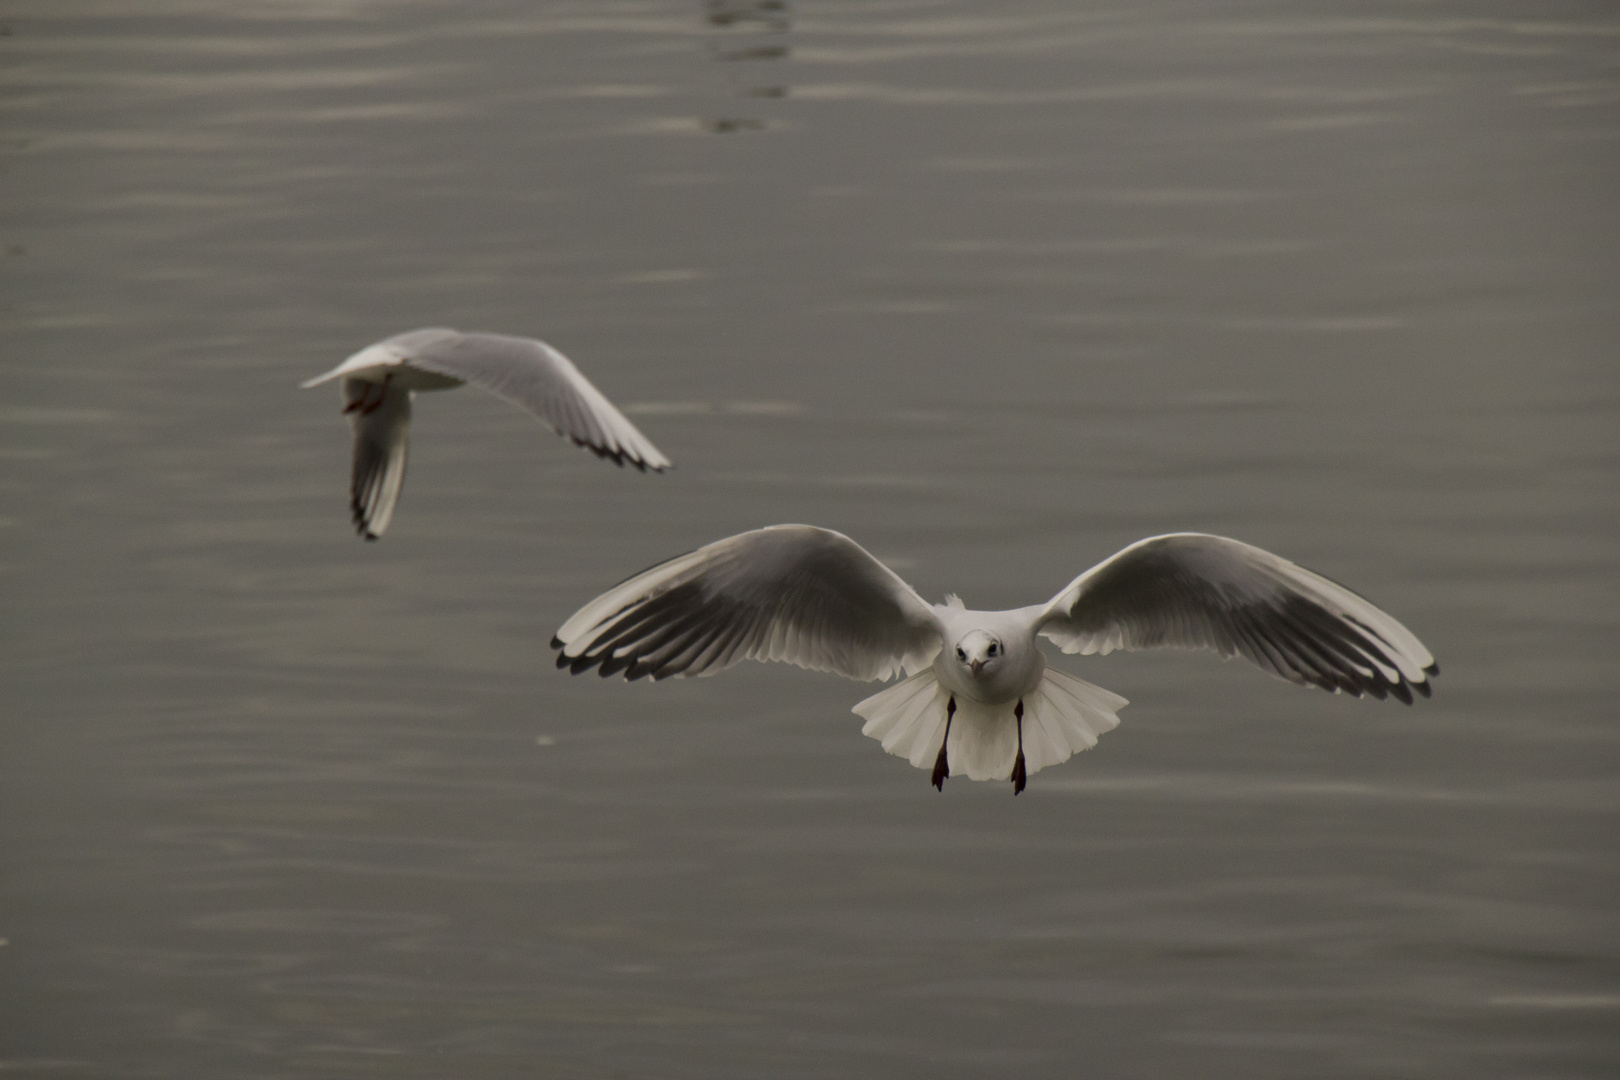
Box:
[302,328,670,539]
[553,526,1436,792]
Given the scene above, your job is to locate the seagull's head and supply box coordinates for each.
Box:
[953,629,1005,679]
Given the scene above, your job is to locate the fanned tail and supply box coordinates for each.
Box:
[1019,668,1127,774]
[853,670,951,769]
[853,668,1129,782]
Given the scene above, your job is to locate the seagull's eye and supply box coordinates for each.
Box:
[987,643,999,656]
[956,647,966,661]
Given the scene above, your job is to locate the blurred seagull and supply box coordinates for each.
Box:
[553,526,1436,793]
[302,328,670,539]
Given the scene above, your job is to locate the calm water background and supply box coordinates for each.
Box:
[3,2,1617,1077]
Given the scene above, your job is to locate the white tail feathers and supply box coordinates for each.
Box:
[852,668,951,769]
[1022,668,1128,771]
[853,668,1128,782]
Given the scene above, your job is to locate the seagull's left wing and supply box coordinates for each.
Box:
[554,525,944,682]
[403,331,671,472]
[1035,533,1436,702]
[346,378,412,540]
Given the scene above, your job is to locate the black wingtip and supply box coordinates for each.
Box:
[566,434,669,475]
[568,436,628,468]
[550,642,660,682]
[597,651,634,678]
[623,453,672,475]
[1425,660,1440,677]
[549,635,565,650]
[352,506,378,539]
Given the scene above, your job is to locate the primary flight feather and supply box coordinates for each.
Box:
[553,526,1437,793]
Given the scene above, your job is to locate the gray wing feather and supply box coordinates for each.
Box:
[346,378,411,540]
[1036,533,1437,703]
[553,525,944,682]
[400,331,670,471]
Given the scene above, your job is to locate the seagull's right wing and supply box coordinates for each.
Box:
[403,331,671,472]
[553,525,944,682]
[346,377,412,540]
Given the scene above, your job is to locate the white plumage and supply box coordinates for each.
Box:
[553,526,1437,793]
[302,328,670,539]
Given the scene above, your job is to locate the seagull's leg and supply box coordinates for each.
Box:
[931,696,955,791]
[1011,699,1027,795]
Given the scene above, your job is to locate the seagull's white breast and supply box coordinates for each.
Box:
[930,604,1048,705]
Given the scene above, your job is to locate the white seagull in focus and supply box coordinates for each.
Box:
[553,526,1437,793]
[302,328,670,539]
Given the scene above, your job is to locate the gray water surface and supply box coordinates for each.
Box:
[3,2,1618,1077]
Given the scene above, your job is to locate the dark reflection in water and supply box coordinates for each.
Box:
[704,0,790,132]
[1,1,1617,1078]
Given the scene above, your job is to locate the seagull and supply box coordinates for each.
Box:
[553,526,1436,793]
[302,328,671,539]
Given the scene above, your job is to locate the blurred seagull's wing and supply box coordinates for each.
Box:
[400,330,670,471]
[554,525,944,682]
[1035,533,1436,702]
[345,377,411,541]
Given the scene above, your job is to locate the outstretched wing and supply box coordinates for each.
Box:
[1036,533,1437,703]
[346,377,411,540]
[553,525,944,682]
[401,330,670,471]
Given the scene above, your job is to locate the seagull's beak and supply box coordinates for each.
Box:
[970,659,984,676]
